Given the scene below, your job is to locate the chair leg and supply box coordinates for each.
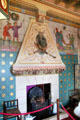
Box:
[3,118,6,120]
[17,115,22,120]
[17,116,19,120]
[3,116,7,120]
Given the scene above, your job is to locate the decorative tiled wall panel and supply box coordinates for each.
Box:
[0,51,17,119]
[59,55,78,106]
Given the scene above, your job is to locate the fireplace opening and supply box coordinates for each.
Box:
[27,83,52,119]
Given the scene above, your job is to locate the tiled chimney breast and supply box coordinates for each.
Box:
[12,19,65,75]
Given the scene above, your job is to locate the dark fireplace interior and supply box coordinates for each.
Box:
[27,83,52,119]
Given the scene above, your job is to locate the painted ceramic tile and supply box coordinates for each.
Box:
[48,21,78,55]
[0,11,30,52]
[0,11,79,55]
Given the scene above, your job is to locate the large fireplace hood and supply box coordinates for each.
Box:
[12,19,65,75]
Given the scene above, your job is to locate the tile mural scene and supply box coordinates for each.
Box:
[0,11,79,55]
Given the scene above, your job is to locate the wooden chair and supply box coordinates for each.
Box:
[3,99,21,120]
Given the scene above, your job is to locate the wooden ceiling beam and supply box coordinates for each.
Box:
[9,0,80,26]
[10,0,38,12]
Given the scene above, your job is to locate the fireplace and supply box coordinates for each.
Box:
[27,83,51,119]
[16,74,59,114]
[14,18,64,119]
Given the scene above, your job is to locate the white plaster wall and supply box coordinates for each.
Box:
[16,74,59,113]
